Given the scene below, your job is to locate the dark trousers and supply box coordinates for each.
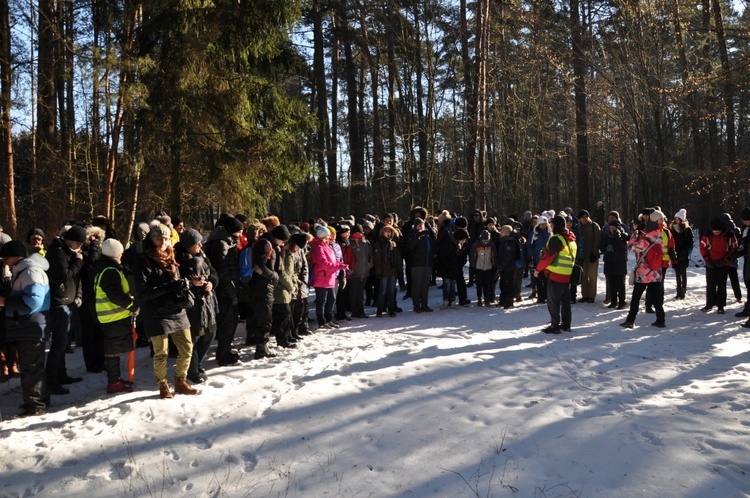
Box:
[291,298,309,334]
[499,270,515,306]
[215,296,238,362]
[348,277,366,316]
[646,268,668,309]
[606,274,627,306]
[249,280,274,343]
[674,262,688,298]
[14,339,48,409]
[80,300,105,372]
[188,328,215,380]
[627,281,665,324]
[271,303,293,344]
[475,269,493,301]
[705,266,729,309]
[335,278,350,319]
[547,280,571,328]
[536,273,548,301]
[314,287,336,323]
[411,266,431,309]
[46,304,72,388]
[728,266,742,300]
[377,276,397,312]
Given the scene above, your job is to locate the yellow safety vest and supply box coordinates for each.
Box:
[548,234,577,276]
[661,230,670,261]
[94,267,133,323]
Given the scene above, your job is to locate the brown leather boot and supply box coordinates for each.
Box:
[174,377,198,395]
[159,380,174,399]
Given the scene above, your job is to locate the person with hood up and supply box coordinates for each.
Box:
[535,215,577,334]
[601,212,629,309]
[670,209,694,300]
[91,238,138,394]
[372,224,402,316]
[699,217,738,314]
[205,216,243,366]
[0,241,51,417]
[470,229,495,307]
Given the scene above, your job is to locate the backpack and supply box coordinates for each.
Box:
[238,245,253,284]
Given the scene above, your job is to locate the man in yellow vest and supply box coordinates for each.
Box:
[92,239,138,394]
[535,215,578,334]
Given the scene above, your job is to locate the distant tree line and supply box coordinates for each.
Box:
[0,0,748,239]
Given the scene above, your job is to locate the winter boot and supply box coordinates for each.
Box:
[254,342,278,360]
[317,315,330,329]
[159,380,174,399]
[325,313,340,328]
[107,380,134,394]
[174,377,199,395]
[440,300,449,310]
[477,298,483,307]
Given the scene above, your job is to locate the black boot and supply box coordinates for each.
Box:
[254,343,278,360]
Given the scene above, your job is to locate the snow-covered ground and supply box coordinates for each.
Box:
[2,261,750,498]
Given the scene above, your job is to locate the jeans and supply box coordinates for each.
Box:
[378,276,397,311]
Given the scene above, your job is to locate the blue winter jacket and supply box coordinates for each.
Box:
[4,253,51,342]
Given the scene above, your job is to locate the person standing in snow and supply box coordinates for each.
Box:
[621,211,666,329]
[670,209,694,300]
[535,215,577,334]
[0,241,51,418]
[699,217,738,315]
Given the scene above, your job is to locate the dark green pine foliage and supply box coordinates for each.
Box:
[136,0,314,218]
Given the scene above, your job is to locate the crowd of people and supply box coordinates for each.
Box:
[1,203,749,419]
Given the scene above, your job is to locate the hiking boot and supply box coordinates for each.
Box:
[174,377,199,395]
[159,380,174,399]
[620,321,634,329]
[440,301,449,310]
[542,324,561,334]
[651,321,666,328]
[14,406,46,418]
[476,298,483,307]
[254,343,278,360]
[420,305,433,312]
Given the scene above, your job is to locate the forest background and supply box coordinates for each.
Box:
[0,0,748,241]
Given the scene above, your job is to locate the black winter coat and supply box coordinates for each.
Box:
[435,234,468,279]
[496,235,521,273]
[601,227,629,276]
[405,226,436,268]
[45,237,84,306]
[205,227,240,299]
[133,250,190,337]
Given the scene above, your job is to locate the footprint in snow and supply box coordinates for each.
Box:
[241,451,258,472]
[195,437,213,450]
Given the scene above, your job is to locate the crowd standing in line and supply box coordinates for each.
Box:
[1,203,749,419]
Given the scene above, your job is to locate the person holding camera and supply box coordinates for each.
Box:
[134,223,198,399]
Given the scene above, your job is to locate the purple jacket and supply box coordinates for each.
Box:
[310,237,346,289]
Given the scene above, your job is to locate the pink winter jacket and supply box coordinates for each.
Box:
[310,237,347,289]
[628,229,663,284]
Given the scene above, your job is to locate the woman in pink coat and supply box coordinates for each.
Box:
[309,225,348,329]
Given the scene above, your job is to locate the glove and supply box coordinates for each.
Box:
[589,253,598,263]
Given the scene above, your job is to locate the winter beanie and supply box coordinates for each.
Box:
[63,225,87,244]
[271,224,291,242]
[710,218,723,231]
[180,228,203,249]
[316,225,331,239]
[101,239,125,259]
[578,210,590,219]
[741,207,750,221]
[223,217,244,235]
[479,230,490,241]
[0,240,27,258]
[149,223,171,240]
[551,215,566,232]
[649,210,666,222]
[674,209,687,221]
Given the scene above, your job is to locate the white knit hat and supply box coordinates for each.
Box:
[674,209,687,221]
[537,216,549,225]
[101,238,124,259]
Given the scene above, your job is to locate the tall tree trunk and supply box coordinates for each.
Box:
[570,0,589,210]
[329,8,340,215]
[460,0,477,208]
[710,0,735,167]
[343,25,364,211]
[312,1,329,214]
[37,0,59,229]
[104,6,137,220]
[386,0,397,212]
[0,0,15,235]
